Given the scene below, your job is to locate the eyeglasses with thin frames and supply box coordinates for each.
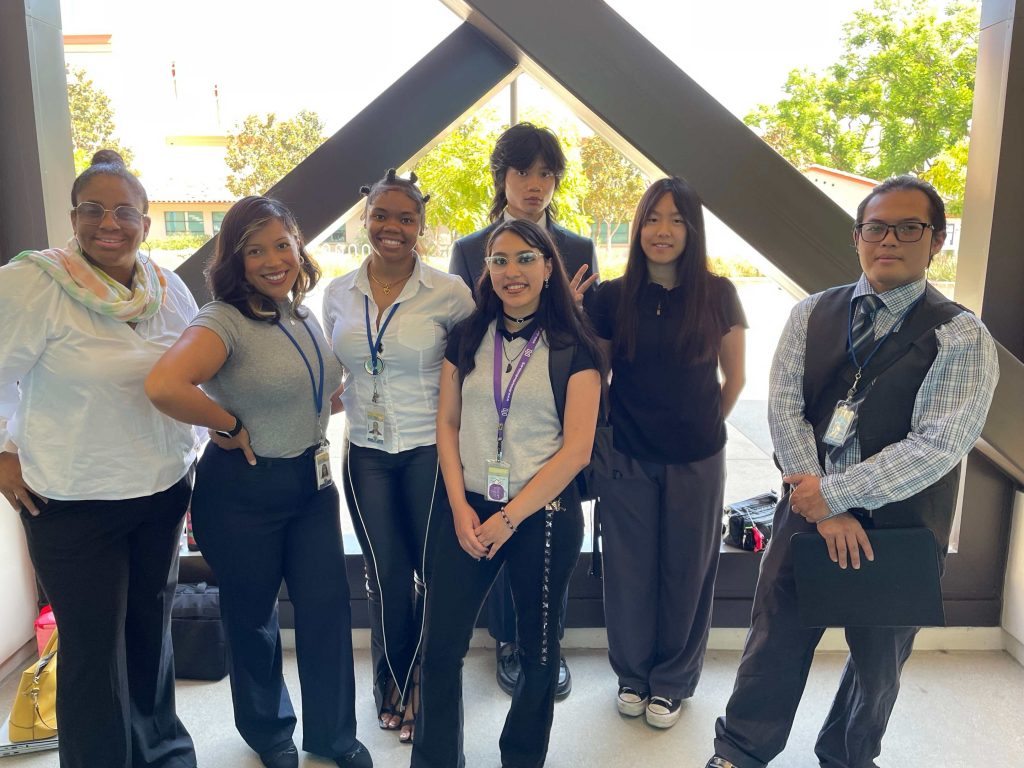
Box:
[72,202,146,227]
[854,221,933,243]
[484,252,543,271]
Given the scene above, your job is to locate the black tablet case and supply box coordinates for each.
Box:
[792,527,945,628]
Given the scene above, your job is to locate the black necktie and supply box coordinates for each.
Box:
[828,294,884,464]
[850,294,883,365]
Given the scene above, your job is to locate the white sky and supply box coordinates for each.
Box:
[61,0,884,144]
[58,0,962,254]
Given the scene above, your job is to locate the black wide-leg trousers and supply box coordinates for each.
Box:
[190,444,359,761]
[20,475,196,768]
[412,488,583,768]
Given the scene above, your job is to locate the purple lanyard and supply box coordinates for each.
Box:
[492,325,543,461]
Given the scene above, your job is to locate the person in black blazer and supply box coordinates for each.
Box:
[447,122,599,701]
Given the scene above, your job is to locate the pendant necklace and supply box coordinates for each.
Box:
[369,265,414,296]
[502,336,529,374]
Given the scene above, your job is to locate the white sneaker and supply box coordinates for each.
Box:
[645,695,683,728]
[616,686,649,717]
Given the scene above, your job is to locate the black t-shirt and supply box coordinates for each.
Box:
[591,275,746,464]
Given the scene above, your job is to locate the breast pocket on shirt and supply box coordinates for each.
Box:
[397,317,437,351]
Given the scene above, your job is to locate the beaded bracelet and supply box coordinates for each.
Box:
[499,506,517,533]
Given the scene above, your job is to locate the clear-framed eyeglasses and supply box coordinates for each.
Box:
[854,221,934,243]
[72,202,146,227]
[484,252,542,271]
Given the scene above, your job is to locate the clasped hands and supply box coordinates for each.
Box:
[453,501,515,561]
[784,473,875,570]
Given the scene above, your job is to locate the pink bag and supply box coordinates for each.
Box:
[34,606,56,657]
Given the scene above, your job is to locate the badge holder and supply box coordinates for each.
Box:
[486,460,511,503]
[823,368,866,448]
[314,439,333,490]
[822,400,859,447]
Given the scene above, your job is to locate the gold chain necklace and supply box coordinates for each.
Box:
[368,265,414,296]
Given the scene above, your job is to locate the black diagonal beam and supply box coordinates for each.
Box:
[176,23,515,302]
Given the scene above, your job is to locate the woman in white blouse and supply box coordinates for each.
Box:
[0,150,199,768]
[323,169,473,744]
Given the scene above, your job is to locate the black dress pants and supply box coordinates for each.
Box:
[412,488,583,768]
[20,476,196,768]
[190,444,359,760]
[343,441,441,711]
[713,497,931,768]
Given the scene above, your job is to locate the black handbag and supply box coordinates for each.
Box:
[722,491,779,552]
[171,582,229,681]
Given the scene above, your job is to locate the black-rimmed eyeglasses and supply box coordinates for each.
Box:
[72,202,146,226]
[854,221,933,243]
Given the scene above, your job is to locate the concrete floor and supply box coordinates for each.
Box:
[2,645,1022,767]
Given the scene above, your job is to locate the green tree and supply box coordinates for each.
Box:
[745,0,979,212]
[66,68,135,175]
[580,135,647,257]
[414,111,503,241]
[225,110,326,196]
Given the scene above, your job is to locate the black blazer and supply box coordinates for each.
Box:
[448,219,600,307]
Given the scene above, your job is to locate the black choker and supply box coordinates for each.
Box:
[503,311,537,324]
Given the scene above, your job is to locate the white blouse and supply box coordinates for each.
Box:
[323,256,474,454]
[0,259,202,500]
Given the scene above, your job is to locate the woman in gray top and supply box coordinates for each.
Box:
[412,219,603,768]
[146,197,371,768]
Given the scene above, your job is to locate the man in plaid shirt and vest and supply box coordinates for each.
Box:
[708,176,999,768]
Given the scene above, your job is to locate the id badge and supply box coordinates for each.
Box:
[486,460,511,503]
[314,443,333,490]
[365,407,386,445]
[822,400,859,447]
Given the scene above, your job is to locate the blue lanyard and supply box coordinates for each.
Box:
[846,293,924,371]
[364,296,400,374]
[276,318,326,424]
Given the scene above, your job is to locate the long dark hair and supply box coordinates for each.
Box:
[488,123,567,223]
[615,177,717,362]
[452,218,604,383]
[206,196,321,322]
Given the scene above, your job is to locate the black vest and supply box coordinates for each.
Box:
[803,283,964,549]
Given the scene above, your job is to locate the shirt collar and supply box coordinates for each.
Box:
[502,208,550,228]
[498,316,540,341]
[852,273,927,315]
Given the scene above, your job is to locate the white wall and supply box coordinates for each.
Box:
[1002,492,1024,664]
[0,498,38,670]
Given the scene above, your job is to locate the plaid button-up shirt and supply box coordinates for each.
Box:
[767,275,999,514]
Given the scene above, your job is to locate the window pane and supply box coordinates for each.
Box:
[212,212,226,234]
[187,211,205,234]
[165,211,185,233]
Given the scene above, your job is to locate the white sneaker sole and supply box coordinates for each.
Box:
[645,704,682,728]
[616,695,648,717]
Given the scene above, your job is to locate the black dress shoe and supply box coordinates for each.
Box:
[496,641,521,695]
[335,739,373,767]
[555,654,572,699]
[260,741,298,768]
